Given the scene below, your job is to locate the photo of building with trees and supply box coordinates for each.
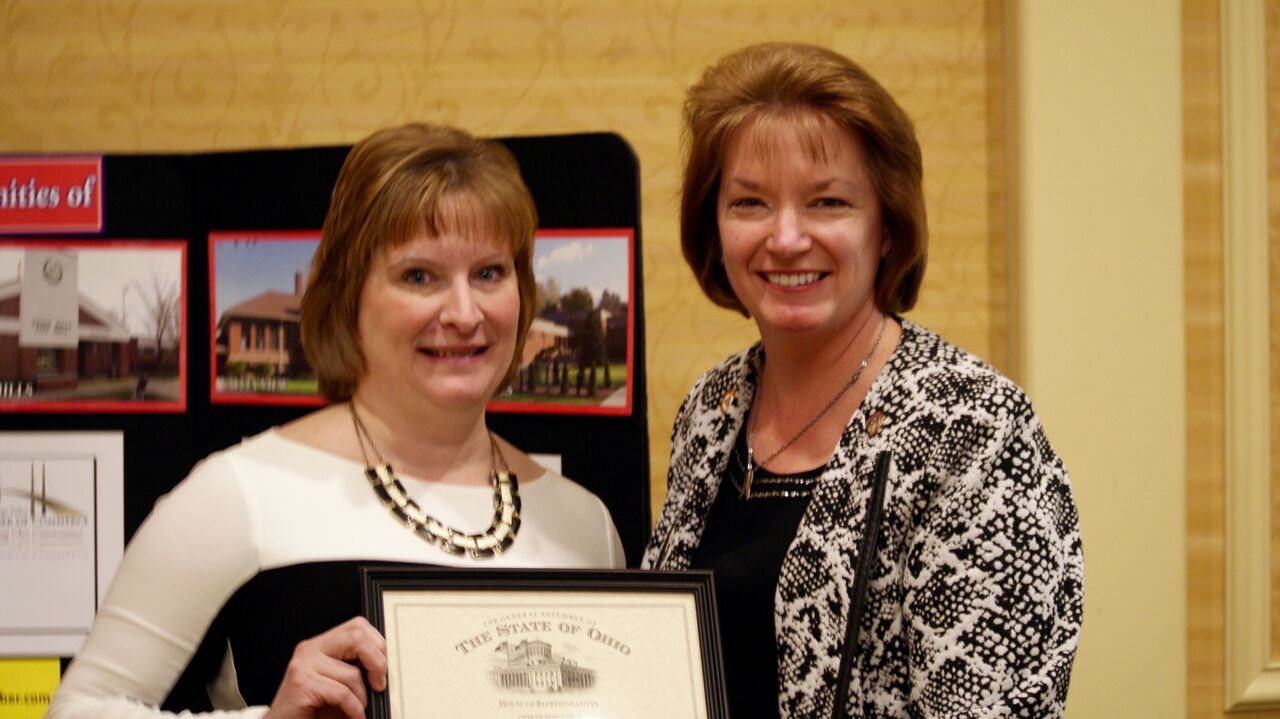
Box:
[492,229,634,416]
[0,243,185,412]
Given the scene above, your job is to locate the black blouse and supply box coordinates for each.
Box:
[689,430,822,719]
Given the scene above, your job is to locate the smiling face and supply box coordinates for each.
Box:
[716,115,886,345]
[354,223,521,414]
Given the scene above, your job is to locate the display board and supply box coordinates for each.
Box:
[0,133,650,663]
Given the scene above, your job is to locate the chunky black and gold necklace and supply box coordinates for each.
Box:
[349,401,520,559]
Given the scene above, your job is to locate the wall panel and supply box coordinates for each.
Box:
[1186,0,1280,715]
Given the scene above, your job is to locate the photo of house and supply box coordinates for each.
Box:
[0,242,185,413]
[209,232,319,405]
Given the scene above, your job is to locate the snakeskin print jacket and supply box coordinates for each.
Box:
[642,320,1084,718]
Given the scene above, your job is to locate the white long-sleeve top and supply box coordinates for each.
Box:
[48,429,625,719]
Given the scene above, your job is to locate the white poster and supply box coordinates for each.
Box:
[18,249,79,348]
[0,432,124,656]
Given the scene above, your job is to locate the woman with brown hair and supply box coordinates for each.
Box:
[643,43,1083,718]
[48,123,624,719]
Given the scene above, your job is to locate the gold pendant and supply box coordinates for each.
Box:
[742,449,755,500]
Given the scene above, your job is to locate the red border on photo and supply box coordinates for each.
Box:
[208,230,325,407]
[0,238,187,414]
[486,227,635,418]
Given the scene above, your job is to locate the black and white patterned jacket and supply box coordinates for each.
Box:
[642,319,1084,718]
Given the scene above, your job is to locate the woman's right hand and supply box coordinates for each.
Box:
[263,616,388,719]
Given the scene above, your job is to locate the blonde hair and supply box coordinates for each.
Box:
[301,123,538,401]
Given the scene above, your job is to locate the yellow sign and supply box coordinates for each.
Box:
[0,659,59,719]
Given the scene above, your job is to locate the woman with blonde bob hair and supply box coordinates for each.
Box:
[644,43,1083,718]
[49,123,624,719]
[302,123,540,401]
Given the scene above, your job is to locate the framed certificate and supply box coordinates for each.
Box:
[361,567,728,719]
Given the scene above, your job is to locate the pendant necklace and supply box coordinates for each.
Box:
[349,401,521,559]
[743,317,887,499]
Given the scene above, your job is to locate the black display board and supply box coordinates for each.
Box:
[0,132,650,587]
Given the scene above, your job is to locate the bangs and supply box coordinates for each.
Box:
[739,110,847,167]
[426,191,522,252]
[379,166,534,255]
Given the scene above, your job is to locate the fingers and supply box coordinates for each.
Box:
[265,616,389,719]
[308,617,388,693]
[273,668,366,719]
[330,617,389,693]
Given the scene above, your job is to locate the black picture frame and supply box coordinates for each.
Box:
[361,566,728,719]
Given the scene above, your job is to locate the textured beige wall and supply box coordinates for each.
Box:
[0,0,1006,524]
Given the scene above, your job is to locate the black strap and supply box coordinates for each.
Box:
[831,451,892,719]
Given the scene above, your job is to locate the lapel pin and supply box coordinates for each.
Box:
[719,387,737,414]
[867,410,885,437]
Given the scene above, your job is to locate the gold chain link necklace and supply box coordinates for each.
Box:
[349,401,520,559]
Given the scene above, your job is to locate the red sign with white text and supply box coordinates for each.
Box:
[0,157,103,234]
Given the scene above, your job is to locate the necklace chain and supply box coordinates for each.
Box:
[349,401,521,559]
[743,317,887,499]
[728,443,819,500]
